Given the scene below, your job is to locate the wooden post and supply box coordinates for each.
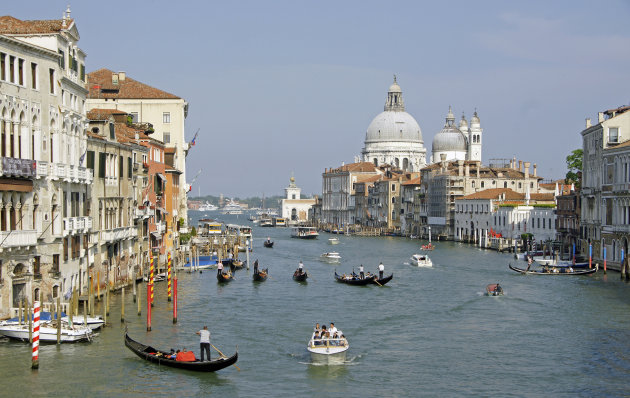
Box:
[132,277,137,303]
[19,298,23,326]
[69,291,73,326]
[97,271,100,302]
[150,252,154,307]
[28,299,32,343]
[106,282,110,316]
[173,277,178,324]
[56,295,61,345]
[137,279,141,316]
[83,300,87,327]
[146,283,152,331]
[102,289,107,326]
[121,287,125,323]
[167,252,172,302]
[88,276,93,316]
[603,247,607,274]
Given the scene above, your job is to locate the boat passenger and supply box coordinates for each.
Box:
[329,322,338,337]
[359,264,364,279]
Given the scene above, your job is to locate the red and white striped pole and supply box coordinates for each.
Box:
[150,250,154,307]
[173,277,178,324]
[167,252,172,302]
[32,301,40,369]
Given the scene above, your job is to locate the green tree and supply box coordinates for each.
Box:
[565,149,583,190]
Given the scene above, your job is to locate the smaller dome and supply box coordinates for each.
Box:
[459,113,468,129]
[432,126,468,152]
[471,110,480,126]
[388,74,402,93]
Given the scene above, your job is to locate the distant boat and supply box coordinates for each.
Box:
[0,323,93,342]
[508,263,598,275]
[291,226,319,239]
[328,237,339,245]
[198,202,218,211]
[320,252,341,263]
[485,283,504,296]
[410,254,433,267]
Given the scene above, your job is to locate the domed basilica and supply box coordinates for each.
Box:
[361,77,427,171]
[431,106,483,163]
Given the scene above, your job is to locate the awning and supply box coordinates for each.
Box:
[151,231,162,239]
[156,173,167,182]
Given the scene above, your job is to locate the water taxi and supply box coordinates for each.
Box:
[291,226,319,239]
[307,332,349,364]
[320,252,341,262]
[198,202,218,212]
[198,219,223,235]
[0,322,93,342]
[410,254,433,267]
[328,237,339,245]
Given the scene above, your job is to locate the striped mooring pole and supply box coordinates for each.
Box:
[147,283,152,332]
[32,301,40,369]
[167,252,172,302]
[150,251,154,307]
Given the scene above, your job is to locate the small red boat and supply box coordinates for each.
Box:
[485,283,503,296]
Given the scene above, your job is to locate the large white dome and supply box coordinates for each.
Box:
[365,111,424,143]
[432,125,467,152]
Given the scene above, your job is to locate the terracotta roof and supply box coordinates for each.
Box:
[606,138,630,149]
[530,193,555,201]
[87,108,127,121]
[0,16,73,34]
[327,162,378,174]
[355,174,381,184]
[460,188,524,201]
[402,176,421,185]
[88,68,181,100]
[164,147,176,154]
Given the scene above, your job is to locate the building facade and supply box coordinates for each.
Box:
[281,176,316,223]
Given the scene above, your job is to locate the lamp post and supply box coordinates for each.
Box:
[246,239,250,270]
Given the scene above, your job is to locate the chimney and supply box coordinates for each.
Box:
[524,161,531,179]
[533,163,537,177]
[112,73,119,85]
[457,160,464,176]
[586,118,591,128]
[598,112,604,123]
[512,157,517,169]
[119,71,126,81]
[465,163,470,177]
[476,161,481,177]
[518,160,523,172]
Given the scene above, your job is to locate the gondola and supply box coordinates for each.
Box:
[372,273,393,286]
[508,263,598,275]
[124,333,238,372]
[264,241,274,248]
[253,268,268,282]
[217,271,234,283]
[334,271,375,286]
[230,260,244,271]
[293,269,308,282]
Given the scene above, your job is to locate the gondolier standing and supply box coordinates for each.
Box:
[299,261,304,272]
[196,326,211,361]
[217,261,224,276]
[359,264,365,279]
[254,259,259,274]
[526,255,533,272]
[378,262,384,279]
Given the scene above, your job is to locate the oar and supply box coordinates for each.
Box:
[373,277,383,287]
[211,343,240,371]
[305,269,315,282]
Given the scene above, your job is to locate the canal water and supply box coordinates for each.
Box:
[2,212,630,397]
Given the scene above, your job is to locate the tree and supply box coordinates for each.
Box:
[565,149,583,190]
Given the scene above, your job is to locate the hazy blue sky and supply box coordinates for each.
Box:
[5,1,630,197]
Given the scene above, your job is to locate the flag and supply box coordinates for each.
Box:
[79,149,87,165]
[190,131,198,146]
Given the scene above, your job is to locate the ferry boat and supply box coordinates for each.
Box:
[307,330,349,364]
[198,202,218,212]
[198,219,223,235]
[222,199,245,214]
[291,226,319,239]
[273,217,286,227]
[410,254,433,267]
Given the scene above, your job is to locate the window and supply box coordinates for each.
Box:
[8,56,15,83]
[49,68,55,94]
[130,112,139,123]
[119,156,124,177]
[392,184,395,191]
[52,254,60,272]
[86,151,95,170]
[609,127,619,143]
[58,49,65,69]
[52,285,59,299]
[163,112,171,123]
[18,58,24,85]
[109,123,115,139]
[0,53,5,80]
[33,256,41,275]
[98,152,106,178]
[30,62,37,89]
[504,182,508,188]
[80,63,85,81]
[481,181,484,188]
[128,157,132,178]
[164,132,171,144]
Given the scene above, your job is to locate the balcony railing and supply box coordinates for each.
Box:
[0,157,36,178]
[36,161,93,184]
[135,207,154,219]
[63,216,93,236]
[100,226,137,243]
[0,230,37,249]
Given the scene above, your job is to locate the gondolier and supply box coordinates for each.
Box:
[359,264,364,279]
[217,261,224,275]
[378,262,384,279]
[196,326,211,362]
[299,261,304,271]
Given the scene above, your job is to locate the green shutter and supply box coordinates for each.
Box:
[86,151,95,170]
[128,157,132,178]
[119,156,123,177]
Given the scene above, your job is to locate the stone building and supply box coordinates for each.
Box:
[0,11,91,317]
[281,176,316,223]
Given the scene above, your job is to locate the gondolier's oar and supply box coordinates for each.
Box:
[373,277,383,287]
[211,343,240,371]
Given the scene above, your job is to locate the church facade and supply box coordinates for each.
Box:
[431,106,483,164]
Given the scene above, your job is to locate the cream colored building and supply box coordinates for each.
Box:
[281,176,315,223]
[86,69,189,228]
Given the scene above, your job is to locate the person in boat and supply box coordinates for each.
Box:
[267,237,271,243]
[329,322,338,337]
[170,350,178,359]
[254,259,259,274]
[526,255,533,271]
[298,261,304,273]
[494,284,501,293]
[378,262,384,280]
[196,325,211,362]
[217,261,224,276]
[359,264,365,279]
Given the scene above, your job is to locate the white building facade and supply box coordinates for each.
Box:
[281,176,315,223]
[431,107,483,163]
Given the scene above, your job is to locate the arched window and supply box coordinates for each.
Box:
[373,158,378,166]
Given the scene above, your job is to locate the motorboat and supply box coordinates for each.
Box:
[0,322,93,342]
[260,218,273,227]
[328,238,339,245]
[291,226,319,239]
[307,331,349,364]
[183,254,219,270]
[320,252,341,263]
[485,283,504,296]
[198,202,218,212]
[221,199,245,214]
[144,272,166,282]
[62,315,105,330]
[410,254,433,267]
[421,243,435,251]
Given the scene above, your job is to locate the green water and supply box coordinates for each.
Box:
[1,213,629,397]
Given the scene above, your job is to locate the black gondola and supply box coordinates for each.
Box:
[217,271,234,283]
[253,268,268,282]
[334,271,375,285]
[372,273,393,286]
[264,241,274,248]
[508,263,598,275]
[293,269,308,282]
[124,333,238,372]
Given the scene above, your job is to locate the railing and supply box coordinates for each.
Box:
[0,230,37,249]
[36,161,93,184]
[101,226,136,242]
[63,216,93,236]
[135,207,155,219]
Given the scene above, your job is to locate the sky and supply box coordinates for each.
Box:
[5,1,630,197]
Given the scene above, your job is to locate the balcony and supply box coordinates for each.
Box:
[100,226,136,243]
[135,207,154,219]
[36,161,93,184]
[0,157,36,178]
[155,222,166,235]
[63,216,93,236]
[0,230,37,250]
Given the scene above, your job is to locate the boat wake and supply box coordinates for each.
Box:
[296,354,363,366]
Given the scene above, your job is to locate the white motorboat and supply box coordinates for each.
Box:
[61,315,105,330]
[144,272,166,282]
[291,226,319,239]
[410,254,433,267]
[0,323,93,342]
[320,252,341,263]
[328,237,339,245]
[307,333,349,364]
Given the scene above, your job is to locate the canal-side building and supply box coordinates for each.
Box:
[86,69,190,230]
[401,176,422,236]
[0,11,91,318]
[361,77,427,171]
[164,148,182,258]
[556,189,581,259]
[281,176,316,223]
[580,105,630,264]
[321,162,382,226]
[351,174,381,226]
